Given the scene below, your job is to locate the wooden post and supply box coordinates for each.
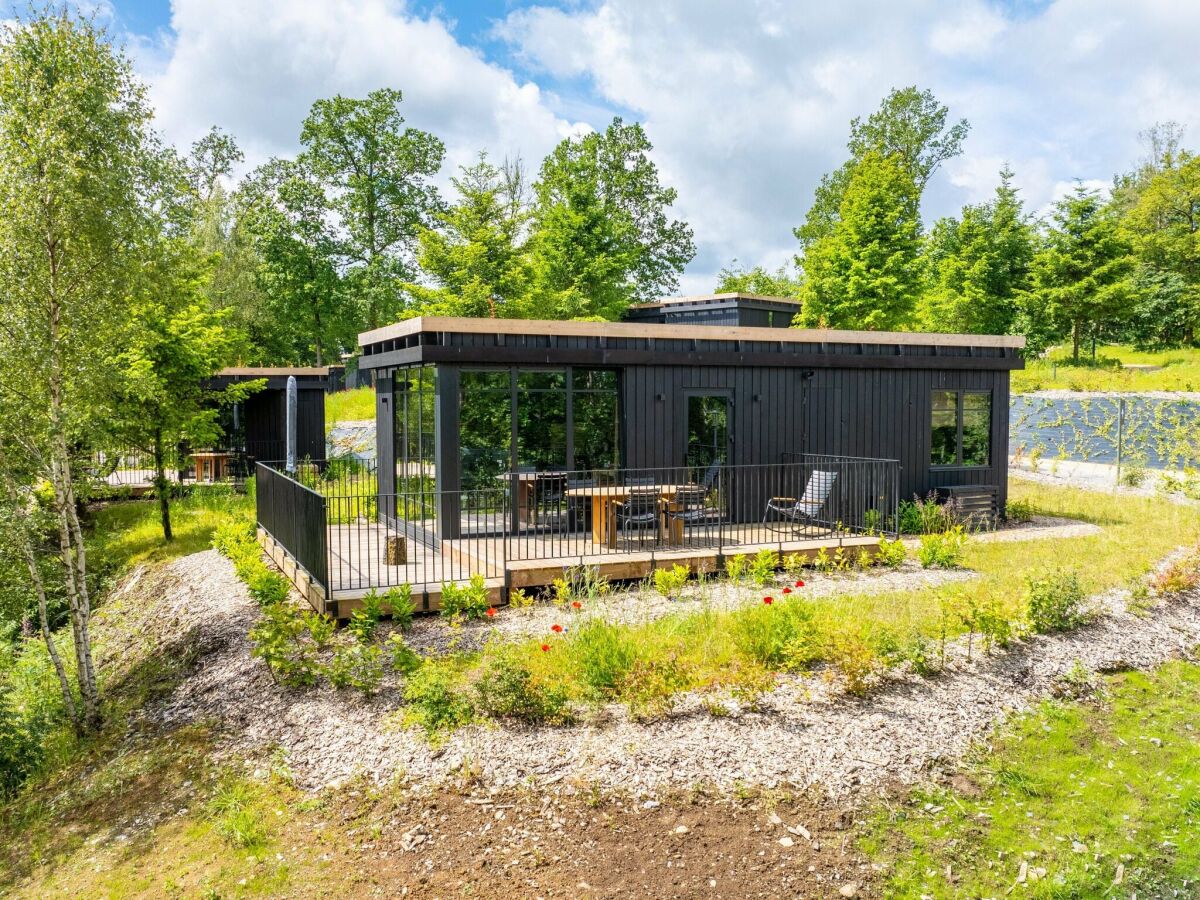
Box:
[386,535,407,565]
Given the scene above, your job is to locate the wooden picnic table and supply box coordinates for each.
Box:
[193,451,234,483]
[564,484,689,548]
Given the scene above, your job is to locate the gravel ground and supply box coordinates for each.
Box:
[145,543,1200,804]
[1009,459,1198,502]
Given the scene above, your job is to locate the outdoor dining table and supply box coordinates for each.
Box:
[564,484,690,549]
[499,471,568,525]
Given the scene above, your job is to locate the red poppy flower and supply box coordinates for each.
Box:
[540,643,550,652]
[551,623,564,633]
[795,579,805,588]
[571,600,582,610]
[782,587,792,594]
[763,596,774,605]
[485,607,497,618]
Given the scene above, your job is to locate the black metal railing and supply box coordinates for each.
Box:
[256,462,329,593]
[256,455,900,599]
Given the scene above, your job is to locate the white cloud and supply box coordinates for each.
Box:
[135,0,584,181]
[123,0,1200,294]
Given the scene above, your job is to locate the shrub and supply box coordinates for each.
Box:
[782,552,806,578]
[862,508,882,534]
[386,634,423,674]
[249,603,321,688]
[507,587,534,609]
[1119,456,1148,488]
[917,527,967,569]
[732,598,820,671]
[855,548,874,570]
[1149,551,1200,597]
[898,492,952,534]
[384,583,416,630]
[348,589,385,643]
[247,569,291,606]
[403,663,475,737]
[813,547,833,574]
[552,565,610,607]
[212,519,256,556]
[475,651,573,724]
[825,631,880,696]
[975,599,1014,654]
[875,536,906,569]
[749,549,778,586]
[570,618,638,697]
[440,573,491,619]
[1026,569,1089,633]
[653,563,690,599]
[621,655,695,720]
[724,554,749,582]
[1005,497,1036,524]
[325,643,384,694]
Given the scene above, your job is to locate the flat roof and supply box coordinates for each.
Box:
[359,316,1026,350]
[218,367,329,377]
[628,292,801,310]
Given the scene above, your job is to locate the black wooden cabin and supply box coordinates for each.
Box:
[209,367,329,463]
[356,295,1023,530]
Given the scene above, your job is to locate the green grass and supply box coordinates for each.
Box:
[325,386,376,426]
[416,479,1200,727]
[1014,343,1200,393]
[88,487,254,572]
[863,661,1200,896]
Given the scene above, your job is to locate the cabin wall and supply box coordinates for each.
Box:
[242,388,325,460]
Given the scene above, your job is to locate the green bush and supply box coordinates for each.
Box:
[1005,497,1036,523]
[403,663,475,737]
[348,589,385,643]
[475,650,573,724]
[569,618,637,697]
[249,603,321,687]
[653,563,690,598]
[917,527,967,569]
[440,573,491,619]
[385,583,416,630]
[325,643,384,694]
[749,548,778,586]
[1027,569,1089,633]
[247,569,290,606]
[724,554,749,582]
[732,598,821,671]
[898,493,952,534]
[387,633,423,674]
[875,536,907,569]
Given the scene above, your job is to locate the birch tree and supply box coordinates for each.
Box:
[0,12,161,730]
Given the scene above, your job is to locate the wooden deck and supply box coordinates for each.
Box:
[290,521,881,618]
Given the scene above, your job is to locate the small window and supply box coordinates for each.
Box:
[930,390,991,468]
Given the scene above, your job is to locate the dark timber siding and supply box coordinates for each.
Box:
[242,388,325,459]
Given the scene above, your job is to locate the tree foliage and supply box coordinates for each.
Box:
[796,151,923,330]
[529,118,695,320]
[714,260,802,298]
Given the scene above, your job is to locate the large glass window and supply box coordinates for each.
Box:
[573,369,620,472]
[930,389,992,468]
[393,365,437,491]
[516,370,567,471]
[460,370,512,490]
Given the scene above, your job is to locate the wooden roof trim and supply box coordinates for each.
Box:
[358,316,1026,351]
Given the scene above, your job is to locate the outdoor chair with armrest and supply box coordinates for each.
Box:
[665,485,717,543]
[763,469,837,534]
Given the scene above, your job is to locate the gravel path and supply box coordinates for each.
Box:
[143,546,1200,804]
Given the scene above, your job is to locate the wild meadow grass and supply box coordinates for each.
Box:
[1013,342,1200,393]
[325,386,376,425]
[409,479,1200,732]
[863,661,1200,896]
[88,486,255,572]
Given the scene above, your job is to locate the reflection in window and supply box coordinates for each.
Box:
[393,365,437,492]
[930,390,958,467]
[516,370,567,471]
[460,370,512,490]
[573,369,620,472]
[930,390,991,468]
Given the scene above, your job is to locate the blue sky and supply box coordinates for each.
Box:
[102,0,1200,293]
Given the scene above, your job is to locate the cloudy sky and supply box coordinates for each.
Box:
[102,0,1200,293]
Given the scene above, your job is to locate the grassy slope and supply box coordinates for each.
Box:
[864,661,1200,896]
[1014,343,1200,393]
[325,387,375,426]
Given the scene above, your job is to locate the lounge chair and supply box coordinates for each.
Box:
[763,470,837,532]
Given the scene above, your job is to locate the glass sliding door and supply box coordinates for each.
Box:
[393,365,437,491]
[685,394,730,471]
